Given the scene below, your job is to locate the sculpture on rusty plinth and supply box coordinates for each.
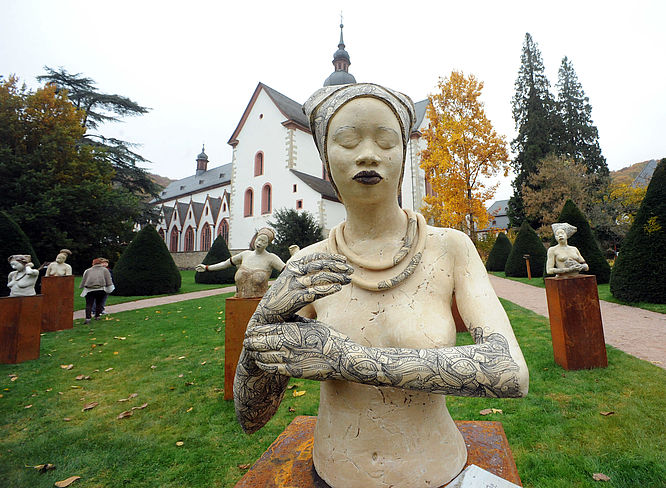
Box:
[546,223,589,277]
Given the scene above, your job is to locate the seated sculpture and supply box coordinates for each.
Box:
[234,83,529,488]
[546,223,589,276]
[195,228,285,298]
[7,254,39,297]
[45,249,73,276]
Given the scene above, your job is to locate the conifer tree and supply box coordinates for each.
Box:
[268,208,323,262]
[485,232,512,271]
[505,221,546,278]
[551,199,611,284]
[508,33,559,227]
[0,211,40,297]
[195,234,236,284]
[113,225,181,296]
[610,159,666,303]
[554,57,608,178]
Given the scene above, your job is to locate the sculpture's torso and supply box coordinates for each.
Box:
[310,227,467,487]
[549,245,583,275]
[233,251,281,298]
[8,270,38,297]
[46,262,72,277]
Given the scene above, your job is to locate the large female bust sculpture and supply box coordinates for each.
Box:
[546,223,589,276]
[45,249,73,277]
[235,84,529,487]
[7,254,39,297]
[195,228,285,298]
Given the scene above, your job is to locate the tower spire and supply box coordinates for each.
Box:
[323,18,356,87]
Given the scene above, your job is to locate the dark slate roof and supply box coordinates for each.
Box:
[632,159,657,188]
[487,199,509,217]
[290,169,340,202]
[413,99,429,132]
[177,202,189,227]
[208,197,222,222]
[154,163,232,203]
[162,205,174,227]
[191,201,204,224]
[262,84,310,129]
[324,71,357,87]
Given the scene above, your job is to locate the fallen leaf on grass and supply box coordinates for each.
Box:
[75,375,91,381]
[592,473,610,481]
[28,463,56,473]
[599,411,615,416]
[131,403,148,411]
[150,365,156,370]
[113,352,119,355]
[118,393,138,402]
[177,356,186,360]
[104,368,113,372]
[288,407,296,412]
[9,374,18,381]
[114,336,126,340]
[213,388,224,393]
[200,361,207,365]
[70,386,82,389]
[175,441,184,447]
[82,402,98,411]
[186,407,193,413]
[479,408,503,416]
[178,374,184,378]
[54,475,81,487]
[286,384,300,390]
[185,382,194,386]
[60,364,74,370]
[117,410,133,419]
[237,463,251,470]
[293,390,306,397]
[25,404,32,409]
[63,418,71,422]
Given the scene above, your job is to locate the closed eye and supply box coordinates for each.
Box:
[332,126,361,149]
[375,127,400,149]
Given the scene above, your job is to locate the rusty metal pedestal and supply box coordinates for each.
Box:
[545,274,607,370]
[41,275,74,332]
[224,297,261,400]
[235,416,522,487]
[0,295,43,364]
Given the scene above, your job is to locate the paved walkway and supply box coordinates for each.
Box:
[74,278,665,369]
[488,275,666,369]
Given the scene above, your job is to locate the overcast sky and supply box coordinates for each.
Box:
[2,0,665,201]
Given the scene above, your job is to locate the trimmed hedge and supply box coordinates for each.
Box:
[112,225,181,296]
[551,199,611,284]
[0,211,40,297]
[485,233,512,271]
[505,221,546,277]
[610,158,666,303]
[195,235,236,284]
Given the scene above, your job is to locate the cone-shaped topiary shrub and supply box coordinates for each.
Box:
[486,233,512,271]
[610,158,666,303]
[0,211,40,297]
[195,234,235,284]
[550,199,611,283]
[113,225,181,296]
[505,221,546,277]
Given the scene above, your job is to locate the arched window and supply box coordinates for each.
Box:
[218,218,229,243]
[254,151,264,176]
[184,227,195,252]
[158,228,165,241]
[244,188,254,217]
[261,183,272,214]
[169,228,179,252]
[200,223,212,251]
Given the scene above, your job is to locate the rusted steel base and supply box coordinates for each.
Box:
[41,275,74,332]
[0,295,43,364]
[452,294,467,333]
[545,275,607,370]
[235,416,522,487]
[224,297,261,400]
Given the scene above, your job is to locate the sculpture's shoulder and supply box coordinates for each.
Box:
[291,239,330,259]
[425,225,473,253]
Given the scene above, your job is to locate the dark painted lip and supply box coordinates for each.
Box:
[353,171,383,185]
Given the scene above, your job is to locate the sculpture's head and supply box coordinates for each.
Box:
[56,249,72,264]
[250,227,275,251]
[8,254,32,270]
[303,83,415,204]
[552,223,577,244]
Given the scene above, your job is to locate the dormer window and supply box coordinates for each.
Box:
[199,180,204,184]
[180,185,185,190]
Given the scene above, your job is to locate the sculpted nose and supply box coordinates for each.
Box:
[355,141,381,166]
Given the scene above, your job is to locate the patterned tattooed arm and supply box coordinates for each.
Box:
[244,320,524,398]
[233,252,353,434]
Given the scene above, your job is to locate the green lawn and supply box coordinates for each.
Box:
[489,271,666,314]
[1,296,664,487]
[72,270,232,311]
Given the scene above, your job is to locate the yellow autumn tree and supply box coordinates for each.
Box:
[420,71,509,241]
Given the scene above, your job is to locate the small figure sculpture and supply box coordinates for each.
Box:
[195,228,285,298]
[234,83,529,488]
[45,249,73,276]
[288,244,300,257]
[546,223,589,276]
[7,255,39,297]
[79,258,115,323]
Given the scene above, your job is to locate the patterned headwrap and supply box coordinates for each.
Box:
[302,83,416,199]
[250,227,275,250]
[552,222,577,239]
[8,254,32,265]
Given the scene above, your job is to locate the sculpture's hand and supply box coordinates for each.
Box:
[244,320,350,380]
[194,264,206,272]
[252,252,353,325]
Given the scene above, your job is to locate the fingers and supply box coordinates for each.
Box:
[298,271,351,288]
[290,253,353,276]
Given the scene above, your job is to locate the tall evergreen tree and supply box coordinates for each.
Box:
[508,33,559,227]
[554,57,608,177]
[268,208,323,262]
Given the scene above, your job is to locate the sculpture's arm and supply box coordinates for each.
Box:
[234,252,352,434]
[270,253,286,273]
[195,253,241,272]
[15,267,39,288]
[546,247,559,275]
[574,247,589,271]
[245,320,525,398]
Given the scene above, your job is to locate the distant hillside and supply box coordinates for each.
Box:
[149,173,174,190]
[611,160,654,185]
